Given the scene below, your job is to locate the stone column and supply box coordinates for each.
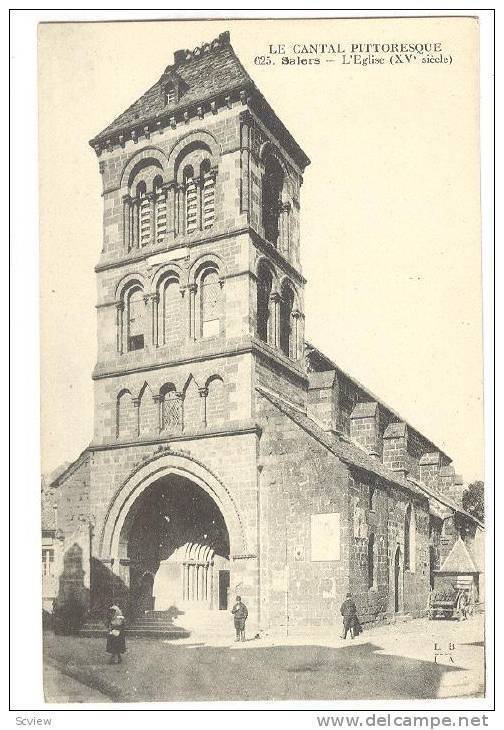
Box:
[269,292,280,348]
[122,195,131,250]
[131,198,139,249]
[132,397,141,437]
[209,563,214,609]
[291,309,301,360]
[148,292,159,347]
[153,394,163,432]
[188,283,198,340]
[116,302,124,354]
[199,387,208,428]
[279,202,291,258]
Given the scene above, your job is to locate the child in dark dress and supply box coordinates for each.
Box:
[106,605,126,663]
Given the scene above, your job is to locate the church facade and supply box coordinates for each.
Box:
[43,32,483,635]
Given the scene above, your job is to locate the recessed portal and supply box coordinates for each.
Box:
[119,474,230,615]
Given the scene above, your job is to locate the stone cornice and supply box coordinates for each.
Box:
[89,420,261,451]
[90,83,251,155]
[94,227,250,274]
[92,339,307,385]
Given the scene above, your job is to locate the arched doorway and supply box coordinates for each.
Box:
[394,545,403,613]
[121,474,230,616]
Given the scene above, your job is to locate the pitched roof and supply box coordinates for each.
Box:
[438,537,479,573]
[90,31,310,169]
[93,33,251,142]
[257,386,483,529]
[256,385,426,500]
[305,340,452,462]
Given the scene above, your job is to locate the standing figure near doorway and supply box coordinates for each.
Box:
[231,596,248,642]
[340,592,361,639]
[106,605,126,664]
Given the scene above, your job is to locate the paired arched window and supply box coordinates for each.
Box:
[404,504,416,572]
[200,268,222,338]
[262,150,284,247]
[122,142,219,251]
[126,287,146,351]
[125,164,166,250]
[175,143,217,236]
[257,264,273,344]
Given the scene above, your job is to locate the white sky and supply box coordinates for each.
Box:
[39,17,484,482]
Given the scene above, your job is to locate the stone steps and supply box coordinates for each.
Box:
[80,607,231,639]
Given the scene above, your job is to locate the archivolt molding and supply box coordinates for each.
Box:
[120,146,170,191]
[167,129,221,181]
[98,447,248,558]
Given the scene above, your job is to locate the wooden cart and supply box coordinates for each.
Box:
[428,575,476,621]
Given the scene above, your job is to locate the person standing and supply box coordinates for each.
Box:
[231,596,248,642]
[340,592,360,639]
[106,605,126,663]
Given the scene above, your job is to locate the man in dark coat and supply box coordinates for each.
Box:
[231,596,248,642]
[340,592,360,639]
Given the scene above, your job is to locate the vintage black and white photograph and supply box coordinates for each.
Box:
[30,14,490,707]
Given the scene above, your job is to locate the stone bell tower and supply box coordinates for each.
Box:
[79,30,311,625]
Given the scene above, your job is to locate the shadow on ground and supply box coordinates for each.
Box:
[43,633,464,703]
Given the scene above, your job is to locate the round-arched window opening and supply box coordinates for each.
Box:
[136,180,147,199]
[262,152,284,247]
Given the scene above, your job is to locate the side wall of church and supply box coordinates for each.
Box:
[256,392,351,633]
[348,472,431,621]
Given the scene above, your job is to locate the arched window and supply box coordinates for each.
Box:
[184,165,198,235]
[404,504,416,572]
[116,388,135,439]
[257,264,273,344]
[160,383,182,432]
[175,142,218,236]
[206,376,225,428]
[160,276,182,347]
[200,269,222,338]
[200,159,215,230]
[368,532,377,589]
[126,287,145,351]
[153,175,166,245]
[262,151,284,246]
[280,282,294,357]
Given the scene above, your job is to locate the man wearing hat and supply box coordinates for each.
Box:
[231,596,248,642]
[340,592,361,639]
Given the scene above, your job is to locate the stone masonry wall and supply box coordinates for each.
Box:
[256,392,351,634]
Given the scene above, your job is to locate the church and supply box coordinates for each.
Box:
[42,31,483,636]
